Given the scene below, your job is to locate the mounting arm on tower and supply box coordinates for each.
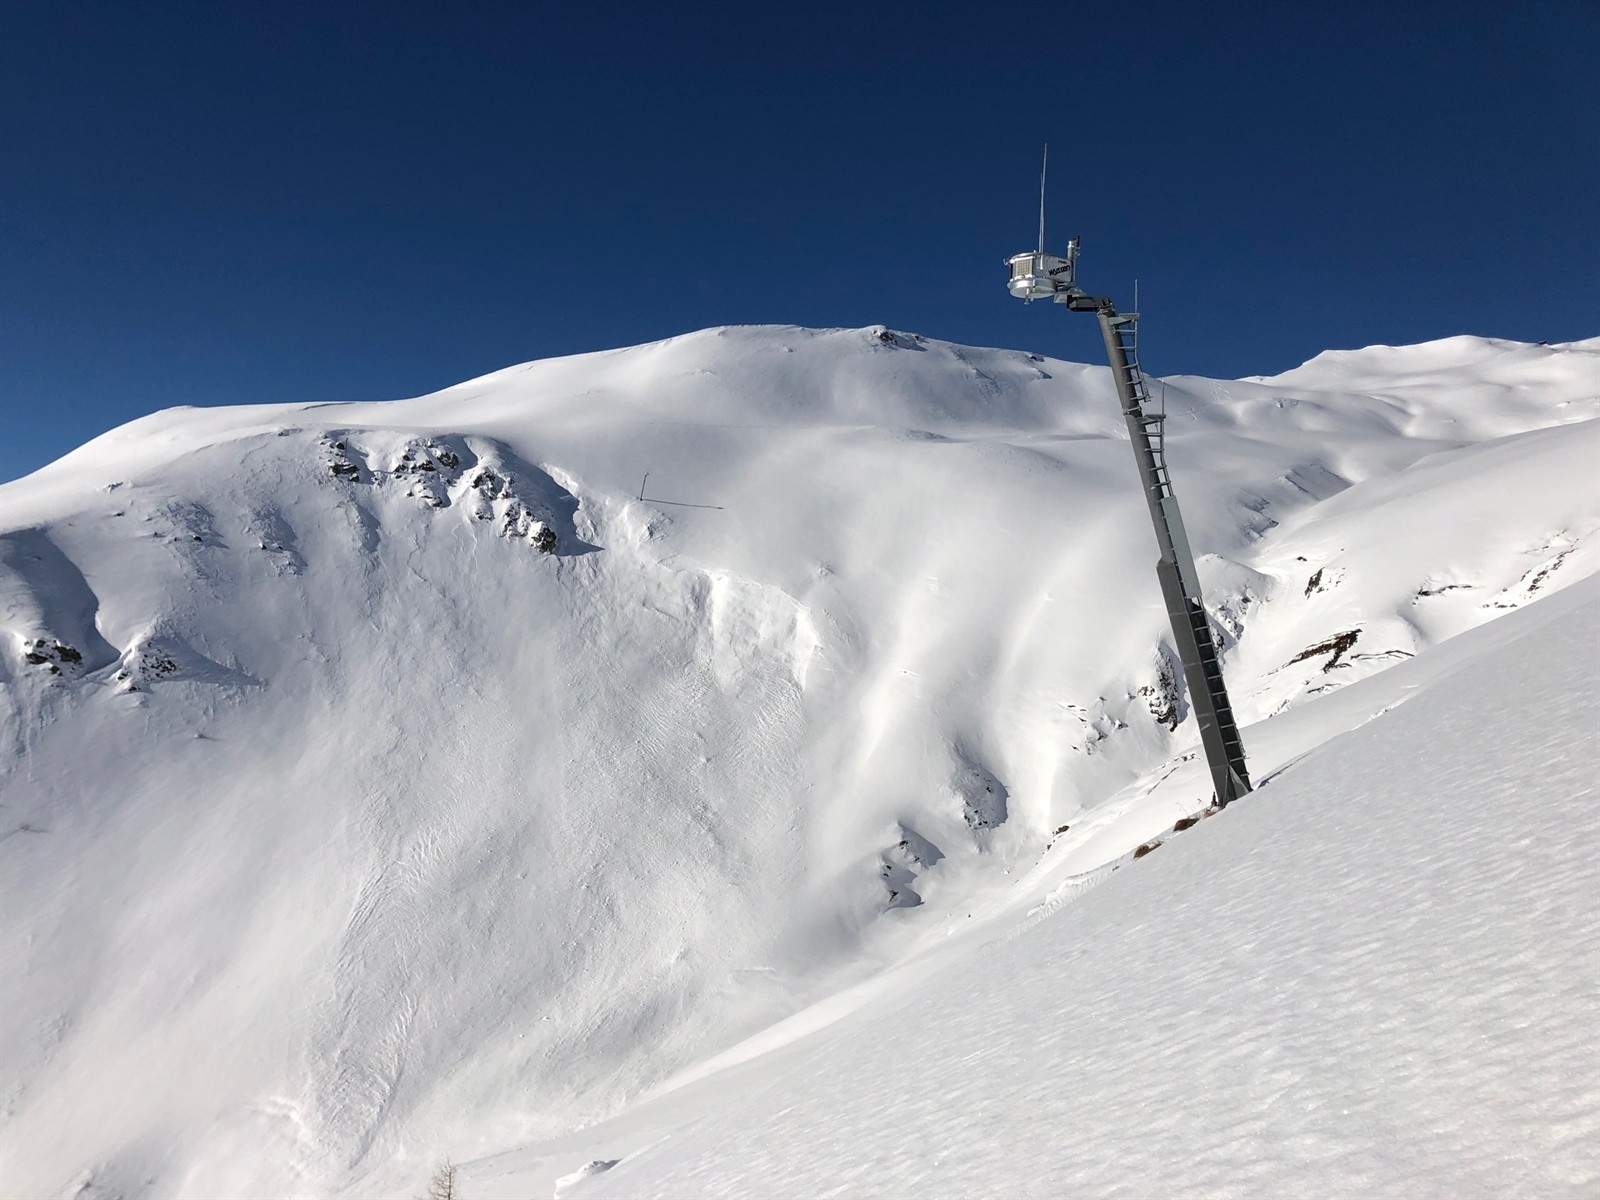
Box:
[1004,234,1252,809]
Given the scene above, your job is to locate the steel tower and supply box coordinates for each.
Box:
[1005,236,1251,808]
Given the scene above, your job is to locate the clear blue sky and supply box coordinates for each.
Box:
[3,1,1596,482]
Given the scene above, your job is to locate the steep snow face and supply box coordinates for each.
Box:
[0,325,1596,1197]
[511,570,1600,1200]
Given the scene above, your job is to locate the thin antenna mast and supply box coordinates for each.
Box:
[1037,143,1049,254]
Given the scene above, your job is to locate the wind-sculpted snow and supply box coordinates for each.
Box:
[0,325,1596,1197]
[536,575,1600,1200]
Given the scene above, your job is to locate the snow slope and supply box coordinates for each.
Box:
[504,567,1600,1200]
[0,326,1596,1197]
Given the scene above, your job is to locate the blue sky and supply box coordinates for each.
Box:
[3,1,1596,482]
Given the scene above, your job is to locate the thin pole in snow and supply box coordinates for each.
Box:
[637,471,724,510]
[1037,143,1049,255]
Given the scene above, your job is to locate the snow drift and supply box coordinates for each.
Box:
[1,325,1596,1197]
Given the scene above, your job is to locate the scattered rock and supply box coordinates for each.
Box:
[955,760,1009,832]
[1139,653,1183,731]
[314,432,578,554]
[321,436,364,480]
[21,639,82,674]
[1288,629,1361,671]
[1304,565,1344,596]
[143,651,180,679]
[1489,548,1572,609]
[385,440,468,507]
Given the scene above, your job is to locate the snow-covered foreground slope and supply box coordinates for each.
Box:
[497,569,1600,1200]
[0,326,1596,1197]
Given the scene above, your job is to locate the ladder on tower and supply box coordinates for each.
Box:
[1179,597,1249,772]
[1101,305,1252,806]
[1107,313,1176,504]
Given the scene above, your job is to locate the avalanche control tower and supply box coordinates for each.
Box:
[1006,217,1251,808]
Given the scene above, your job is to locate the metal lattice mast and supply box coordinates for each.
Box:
[1006,236,1251,808]
[1093,303,1250,806]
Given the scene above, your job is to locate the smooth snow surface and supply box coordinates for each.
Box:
[1,326,1596,1198]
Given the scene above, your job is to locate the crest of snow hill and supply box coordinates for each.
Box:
[1,325,1597,1197]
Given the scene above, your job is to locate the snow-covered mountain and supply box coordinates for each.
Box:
[2,326,1596,1198]
[497,567,1600,1200]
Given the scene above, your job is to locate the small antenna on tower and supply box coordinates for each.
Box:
[1037,143,1049,255]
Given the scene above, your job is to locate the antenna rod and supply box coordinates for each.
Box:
[1037,143,1048,255]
